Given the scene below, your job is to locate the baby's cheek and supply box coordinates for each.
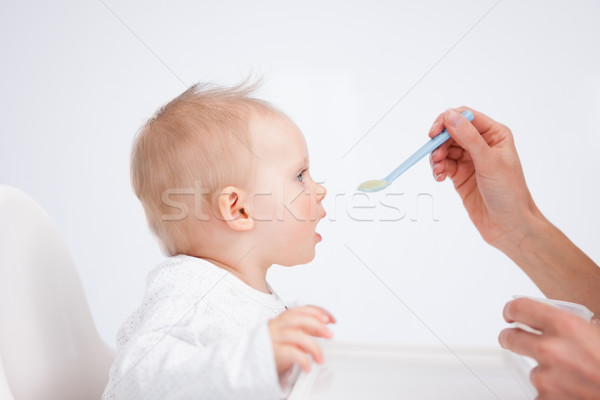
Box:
[296,193,318,222]
[282,221,312,250]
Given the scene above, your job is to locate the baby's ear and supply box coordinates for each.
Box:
[217,186,254,231]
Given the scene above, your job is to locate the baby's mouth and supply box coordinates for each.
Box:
[318,208,326,221]
[315,210,326,238]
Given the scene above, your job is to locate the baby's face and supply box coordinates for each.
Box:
[248,112,327,266]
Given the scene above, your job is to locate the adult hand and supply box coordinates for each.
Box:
[428,107,541,252]
[269,305,335,377]
[499,298,600,399]
[428,107,600,317]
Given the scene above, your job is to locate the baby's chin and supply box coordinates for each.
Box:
[277,248,317,267]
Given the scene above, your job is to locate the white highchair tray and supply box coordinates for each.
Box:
[288,341,535,400]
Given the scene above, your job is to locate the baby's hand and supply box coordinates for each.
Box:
[268,305,335,377]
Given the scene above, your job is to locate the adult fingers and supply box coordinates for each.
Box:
[431,161,445,181]
[430,141,452,164]
[529,365,583,399]
[503,298,563,334]
[449,106,505,138]
[429,106,499,139]
[275,329,324,364]
[440,158,459,181]
[498,327,542,359]
[464,107,505,138]
[427,106,471,138]
[442,109,490,166]
[529,366,554,397]
[430,159,452,182]
[431,142,464,167]
[446,145,465,161]
[428,113,445,139]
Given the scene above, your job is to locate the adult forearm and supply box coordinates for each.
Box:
[504,214,600,317]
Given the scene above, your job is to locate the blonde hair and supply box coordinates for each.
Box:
[131,81,272,255]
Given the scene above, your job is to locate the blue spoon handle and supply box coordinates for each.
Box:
[384,110,475,182]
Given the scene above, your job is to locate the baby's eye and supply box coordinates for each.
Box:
[296,169,307,182]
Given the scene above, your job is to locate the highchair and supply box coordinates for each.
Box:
[0,185,114,400]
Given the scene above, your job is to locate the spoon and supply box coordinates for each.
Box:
[357,109,475,192]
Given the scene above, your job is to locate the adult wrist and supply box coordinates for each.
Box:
[499,207,550,263]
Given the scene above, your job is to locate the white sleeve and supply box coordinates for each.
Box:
[103,320,287,400]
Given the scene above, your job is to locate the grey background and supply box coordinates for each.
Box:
[1,0,598,349]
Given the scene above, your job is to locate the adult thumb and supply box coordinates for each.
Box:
[442,108,489,164]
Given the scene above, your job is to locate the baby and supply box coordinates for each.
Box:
[102,82,334,400]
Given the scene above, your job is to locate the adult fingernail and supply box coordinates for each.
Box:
[446,109,462,127]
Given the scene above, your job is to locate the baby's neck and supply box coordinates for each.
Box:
[201,256,272,294]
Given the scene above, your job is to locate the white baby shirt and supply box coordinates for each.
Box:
[102,254,288,400]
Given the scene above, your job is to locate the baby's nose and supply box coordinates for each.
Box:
[316,183,327,202]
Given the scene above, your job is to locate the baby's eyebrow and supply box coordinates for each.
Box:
[292,157,309,173]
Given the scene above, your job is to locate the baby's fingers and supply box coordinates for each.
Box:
[276,344,312,373]
[281,314,333,338]
[276,329,324,364]
[291,305,336,324]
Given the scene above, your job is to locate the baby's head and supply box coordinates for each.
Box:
[131,82,326,267]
